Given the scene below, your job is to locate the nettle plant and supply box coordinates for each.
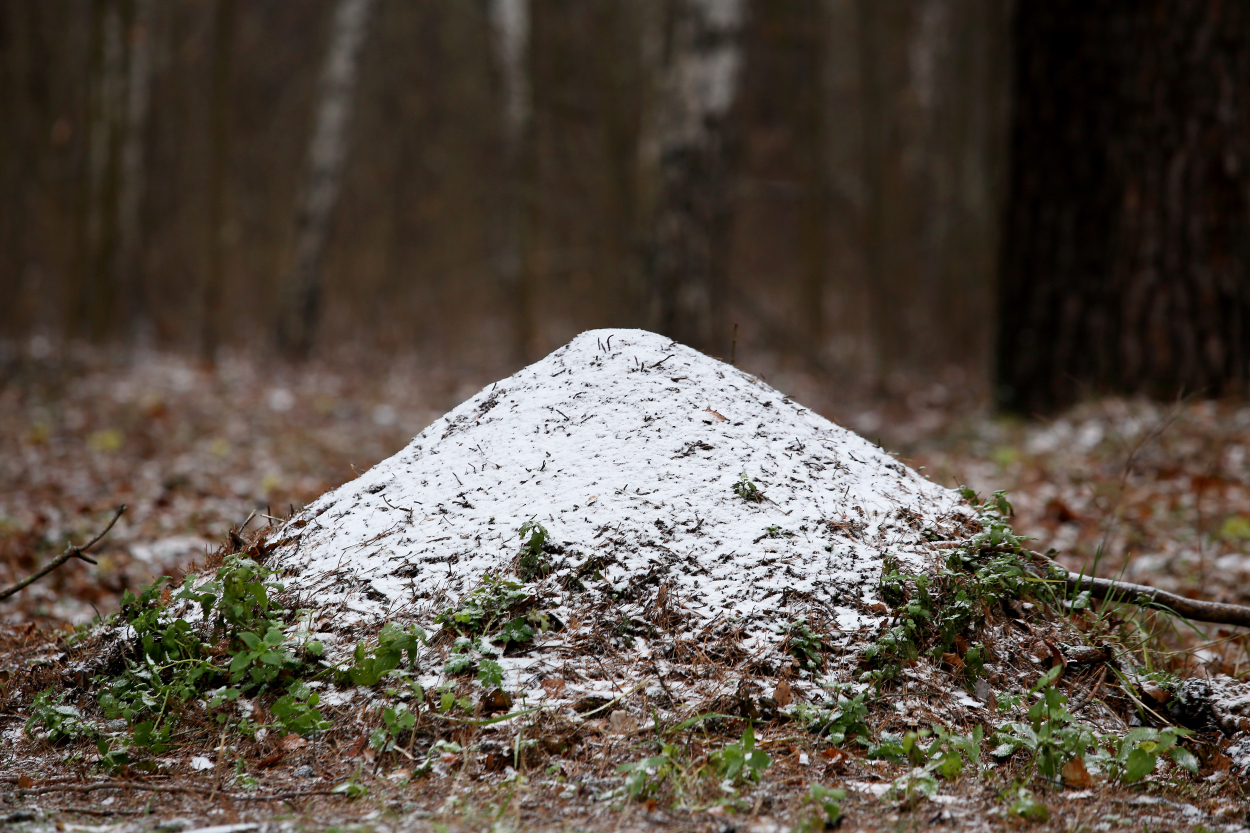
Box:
[515,521,553,581]
[434,575,557,651]
[861,490,1065,686]
[733,473,763,503]
[25,554,335,759]
[992,664,1198,784]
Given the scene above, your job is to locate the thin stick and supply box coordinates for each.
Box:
[0,505,126,603]
[730,323,738,366]
[1040,552,1250,628]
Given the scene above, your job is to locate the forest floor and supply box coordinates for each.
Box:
[0,345,1248,832]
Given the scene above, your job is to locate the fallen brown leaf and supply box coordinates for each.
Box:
[1061,756,1094,789]
[607,710,639,734]
[773,679,792,707]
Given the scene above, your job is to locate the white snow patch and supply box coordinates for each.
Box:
[270,329,967,640]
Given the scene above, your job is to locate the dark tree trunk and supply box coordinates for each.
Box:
[997,1,1250,414]
[201,0,234,365]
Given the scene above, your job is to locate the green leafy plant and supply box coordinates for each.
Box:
[617,744,681,801]
[806,783,848,827]
[733,473,763,503]
[331,770,369,799]
[25,690,98,744]
[228,624,300,689]
[270,680,329,735]
[496,615,537,646]
[868,724,982,781]
[437,683,473,715]
[95,738,130,773]
[516,521,552,581]
[778,616,825,669]
[369,701,417,753]
[176,554,285,638]
[477,658,504,688]
[444,652,475,676]
[343,622,427,686]
[434,576,532,637]
[885,768,938,807]
[793,688,870,745]
[1101,726,1197,783]
[991,665,1099,779]
[710,723,771,783]
[861,492,1063,686]
[1005,787,1049,822]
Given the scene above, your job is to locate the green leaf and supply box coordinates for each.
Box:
[1122,747,1156,783]
[1168,746,1199,774]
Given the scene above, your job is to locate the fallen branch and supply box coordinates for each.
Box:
[1038,552,1250,628]
[0,505,126,603]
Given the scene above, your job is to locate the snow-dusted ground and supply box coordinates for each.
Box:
[270,330,968,639]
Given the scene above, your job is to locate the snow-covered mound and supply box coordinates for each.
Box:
[270,330,968,631]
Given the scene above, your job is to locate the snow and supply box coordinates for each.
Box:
[269,329,968,640]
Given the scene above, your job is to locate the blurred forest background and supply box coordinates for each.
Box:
[5,1,1250,652]
[0,0,1010,399]
[5,0,1247,410]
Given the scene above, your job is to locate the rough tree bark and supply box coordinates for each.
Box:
[276,0,376,359]
[997,1,1250,414]
[644,0,747,353]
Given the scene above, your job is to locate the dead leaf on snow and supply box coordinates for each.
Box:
[1061,756,1094,789]
[773,679,792,707]
[607,710,639,734]
[280,732,307,751]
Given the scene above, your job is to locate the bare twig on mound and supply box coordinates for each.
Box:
[0,505,126,603]
[934,540,1250,628]
[1035,551,1250,628]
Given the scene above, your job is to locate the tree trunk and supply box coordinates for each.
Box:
[276,0,376,359]
[201,0,234,365]
[486,0,538,363]
[77,0,126,341]
[116,0,154,338]
[644,0,746,353]
[997,1,1250,414]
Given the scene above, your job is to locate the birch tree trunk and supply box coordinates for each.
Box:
[486,0,537,362]
[644,0,747,353]
[277,0,376,359]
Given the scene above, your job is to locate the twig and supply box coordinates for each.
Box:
[0,505,126,602]
[579,678,651,719]
[1066,665,1107,714]
[1040,552,1250,628]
